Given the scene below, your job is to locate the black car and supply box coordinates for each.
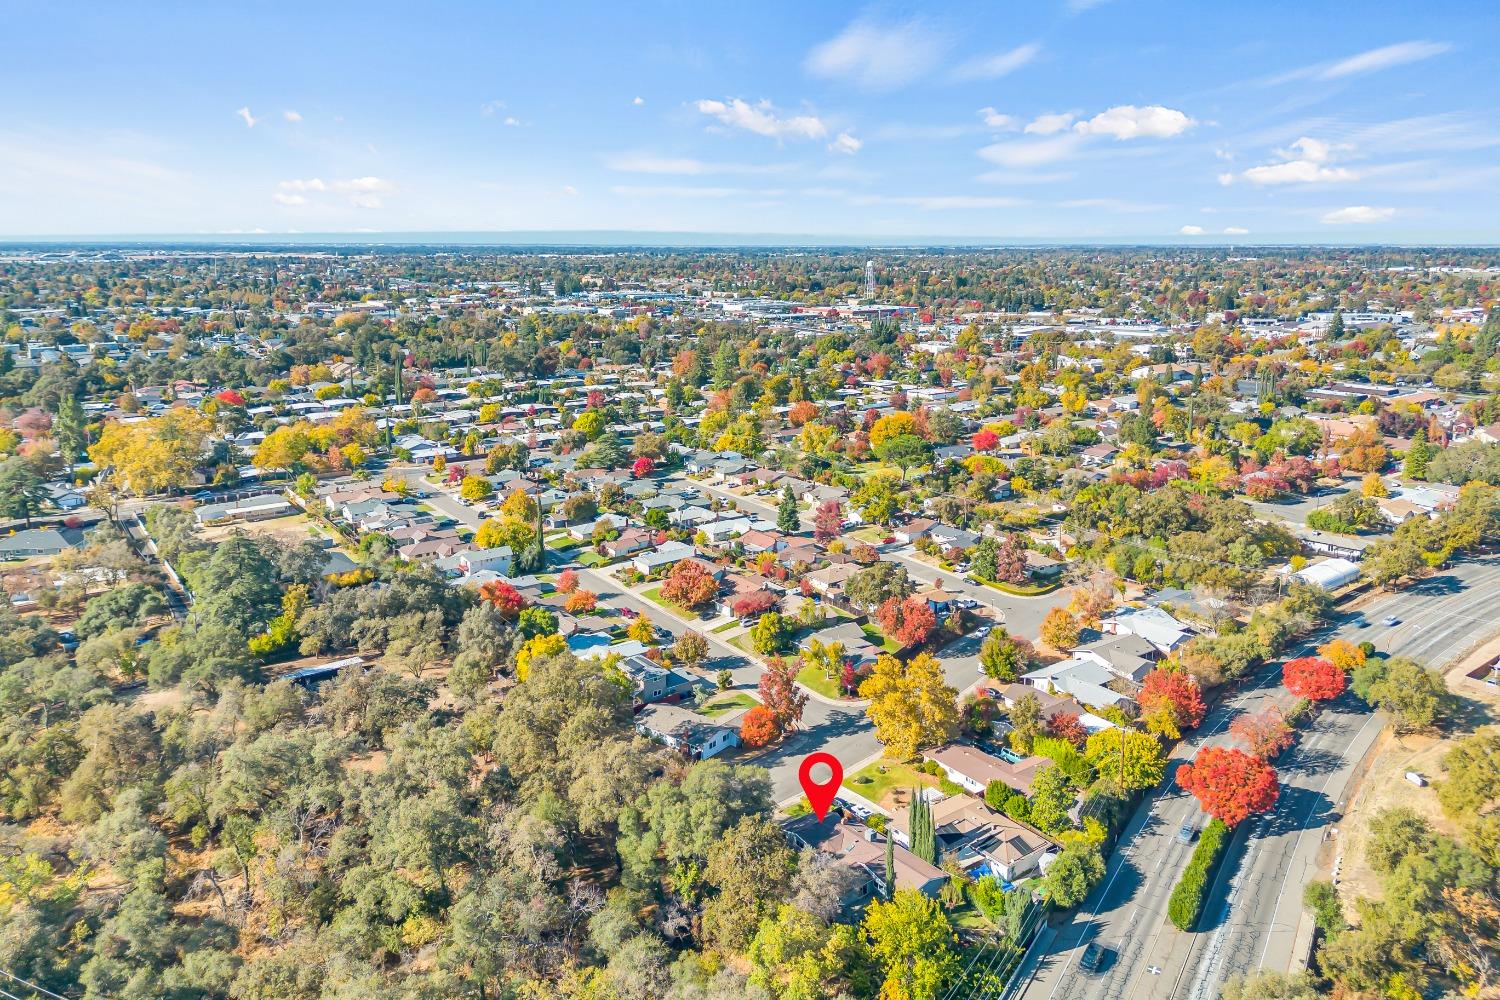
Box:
[1079,943,1112,974]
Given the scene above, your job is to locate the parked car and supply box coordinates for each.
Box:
[192,490,215,501]
[973,625,992,639]
[963,576,980,585]
[620,607,638,619]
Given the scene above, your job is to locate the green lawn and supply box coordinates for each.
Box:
[641,586,705,620]
[843,759,938,809]
[851,526,890,544]
[861,623,902,652]
[546,533,581,551]
[795,663,849,700]
[575,551,608,568]
[700,692,757,717]
[709,619,739,634]
[981,578,1059,596]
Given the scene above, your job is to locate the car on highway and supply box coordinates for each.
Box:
[1078,942,1112,974]
[1177,820,1197,844]
[1381,616,1401,627]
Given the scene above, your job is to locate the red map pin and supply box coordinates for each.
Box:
[798,752,844,821]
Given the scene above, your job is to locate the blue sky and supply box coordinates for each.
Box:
[2,0,1498,241]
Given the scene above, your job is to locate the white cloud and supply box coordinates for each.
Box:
[282,110,302,123]
[632,96,645,106]
[1223,226,1250,235]
[977,169,1074,185]
[979,134,1085,167]
[1236,137,1358,186]
[828,132,863,155]
[560,185,578,196]
[1179,225,1207,235]
[1217,172,1236,186]
[951,42,1041,81]
[1025,112,1075,135]
[276,176,395,209]
[851,193,1028,210]
[1073,105,1195,140]
[1319,40,1450,80]
[1321,205,1395,224]
[604,153,789,175]
[480,100,506,117]
[1062,198,1167,213]
[694,98,827,140]
[805,16,945,91]
[978,108,1018,130]
[503,116,521,127]
[235,107,258,128]
[611,185,785,199]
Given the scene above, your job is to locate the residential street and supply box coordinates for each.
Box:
[1019,554,1500,1000]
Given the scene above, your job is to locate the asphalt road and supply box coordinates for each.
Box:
[1020,553,1500,1000]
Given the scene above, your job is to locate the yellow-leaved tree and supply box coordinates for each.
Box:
[859,653,959,762]
[89,406,213,496]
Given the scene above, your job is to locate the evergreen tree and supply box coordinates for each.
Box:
[884,830,896,901]
[777,484,799,533]
[1403,428,1431,481]
[1328,311,1345,338]
[909,788,937,865]
[513,499,546,574]
[54,390,87,473]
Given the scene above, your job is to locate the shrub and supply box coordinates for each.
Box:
[1166,818,1229,930]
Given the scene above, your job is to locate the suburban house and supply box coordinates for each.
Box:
[782,813,946,908]
[1021,658,1136,712]
[631,540,698,576]
[1099,606,1195,656]
[0,527,84,559]
[894,517,937,544]
[1024,550,1065,581]
[805,562,861,598]
[923,743,1049,797]
[699,516,754,544]
[618,654,697,705]
[890,793,1056,883]
[634,703,739,760]
[1070,632,1158,684]
[929,523,980,551]
[797,620,882,669]
[456,546,514,577]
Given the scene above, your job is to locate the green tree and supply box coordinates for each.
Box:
[861,889,961,1000]
[750,611,790,655]
[777,484,800,533]
[0,458,48,528]
[1042,841,1105,908]
[1403,428,1431,481]
[909,790,937,864]
[1025,764,1074,835]
[874,434,932,481]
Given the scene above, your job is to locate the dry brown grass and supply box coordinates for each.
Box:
[1336,634,1500,912]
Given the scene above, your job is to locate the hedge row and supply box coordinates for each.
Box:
[1167,818,1229,931]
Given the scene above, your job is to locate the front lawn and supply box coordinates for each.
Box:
[851,526,891,544]
[981,578,1059,596]
[709,619,739,634]
[861,623,902,652]
[795,663,851,700]
[843,759,938,810]
[575,550,609,568]
[641,586,705,620]
[700,692,756,717]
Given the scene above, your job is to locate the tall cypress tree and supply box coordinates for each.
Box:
[910,788,937,865]
[883,830,896,901]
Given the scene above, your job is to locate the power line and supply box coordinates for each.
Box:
[0,969,72,1000]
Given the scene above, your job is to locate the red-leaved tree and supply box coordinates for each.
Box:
[1139,668,1208,738]
[732,591,779,619]
[758,657,808,735]
[972,428,999,451]
[1046,711,1088,749]
[876,595,937,647]
[632,456,654,479]
[740,705,778,748]
[478,581,526,618]
[1176,746,1279,827]
[564,590,598,614]
[813,500,843,543]
[1282,657,1346,702]
[1230,706,1294,760]
[555,569,579,594]
[660,559,719,610]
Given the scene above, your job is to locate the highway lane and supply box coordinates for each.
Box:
[1020,554,1500,1000]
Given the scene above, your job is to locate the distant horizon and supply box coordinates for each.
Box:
[3,230,1499,251]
